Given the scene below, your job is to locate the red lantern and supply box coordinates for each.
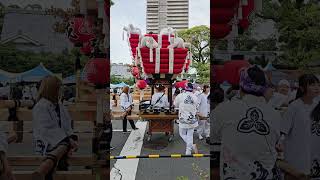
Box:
[211,0,239,8]
[83,58,109,86]
[175,80,188,89]
[131,66,139,77]
[80,42,93,55]
[211,8,235,24]
[136,80,147,90]
[211,24,232,39]
[211,0,239,39]
[224,60,250,85]
[67,16,96,46]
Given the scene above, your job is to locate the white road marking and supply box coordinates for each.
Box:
[110,121,147,180]
[113,129,132,132]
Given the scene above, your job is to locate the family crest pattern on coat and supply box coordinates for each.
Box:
[311,159,320,178]
[311,120,320,136]
[237,107,270,135]
[184,95,194,105]
[223,161,280,180]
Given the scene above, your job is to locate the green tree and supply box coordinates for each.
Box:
[193,62,209,84]
[110,75,134,85]
[0,44,88,77]
[256,0,320,69]
[178,25,210,64]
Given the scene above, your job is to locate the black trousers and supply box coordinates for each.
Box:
[45,153,69,180]
[123,111,136,131]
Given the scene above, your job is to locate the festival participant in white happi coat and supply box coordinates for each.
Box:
[269,79,293,108]
[32,76,78,179]
[22,85,32,100]
[212,66,282,179]
[194,86,202,97]
[151,84,169,108]
[31,84,38,100]
[0,129,15,180]
[174,83,199,155]
[120,86,138,132]
[281,74,320,179]
[197,85,210,140]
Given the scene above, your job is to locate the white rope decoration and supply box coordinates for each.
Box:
[169,48,174,74]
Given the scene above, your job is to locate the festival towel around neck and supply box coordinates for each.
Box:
[239,67,268,96]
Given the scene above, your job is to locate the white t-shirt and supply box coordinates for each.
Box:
[151,92,169,108]
[194,90,202,97]
[32,98,73,154]
[281,98,319,176]
[174,92,199,129]
[120,93,133,112]
[268,92,289,108]
[31,86,38,100]
[198,93,209,117]
[212,94,281,179]
[23,86,32,99]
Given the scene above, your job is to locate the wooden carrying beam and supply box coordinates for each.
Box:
[0,108,96,122]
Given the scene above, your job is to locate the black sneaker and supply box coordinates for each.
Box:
[110,146,115,150]
[133,128,139,130]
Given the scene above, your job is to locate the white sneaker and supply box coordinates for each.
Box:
[199,135,204,140]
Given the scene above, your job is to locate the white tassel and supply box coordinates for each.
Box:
[140,89,144,101]
[238,0,243,20]
[150,48,153,63]
[158,34,162,48]
[169,48,174,74]
[189,52,193,67]
[155,48,161,73]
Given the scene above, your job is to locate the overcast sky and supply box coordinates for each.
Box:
[110,0,210,64]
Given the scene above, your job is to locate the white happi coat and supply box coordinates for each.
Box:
[281,98,320,178]
[32,98,73,155]
[212,94,281,180]
[151,92,169,108]
[120,93,133,112]
[198,93,209,117]
[174,91,199,129]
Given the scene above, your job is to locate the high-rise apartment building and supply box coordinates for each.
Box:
[146,0,189,33]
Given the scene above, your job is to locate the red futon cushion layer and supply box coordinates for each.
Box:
[140,53,187,59]
[142,63,184,70]
[139,48,188,54]
[141,58,186,64]
[144,69,183,74]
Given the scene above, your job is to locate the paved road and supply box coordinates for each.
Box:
[110,119,210,180]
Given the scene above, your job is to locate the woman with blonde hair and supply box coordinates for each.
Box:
[32,76,78,180]
[120,86,138,132]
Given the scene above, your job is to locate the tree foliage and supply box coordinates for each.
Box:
[0,44,88,77]
[192,62,209,84]
[257,0,320,69]
[110,75,134,85]
[178,25,210,64]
